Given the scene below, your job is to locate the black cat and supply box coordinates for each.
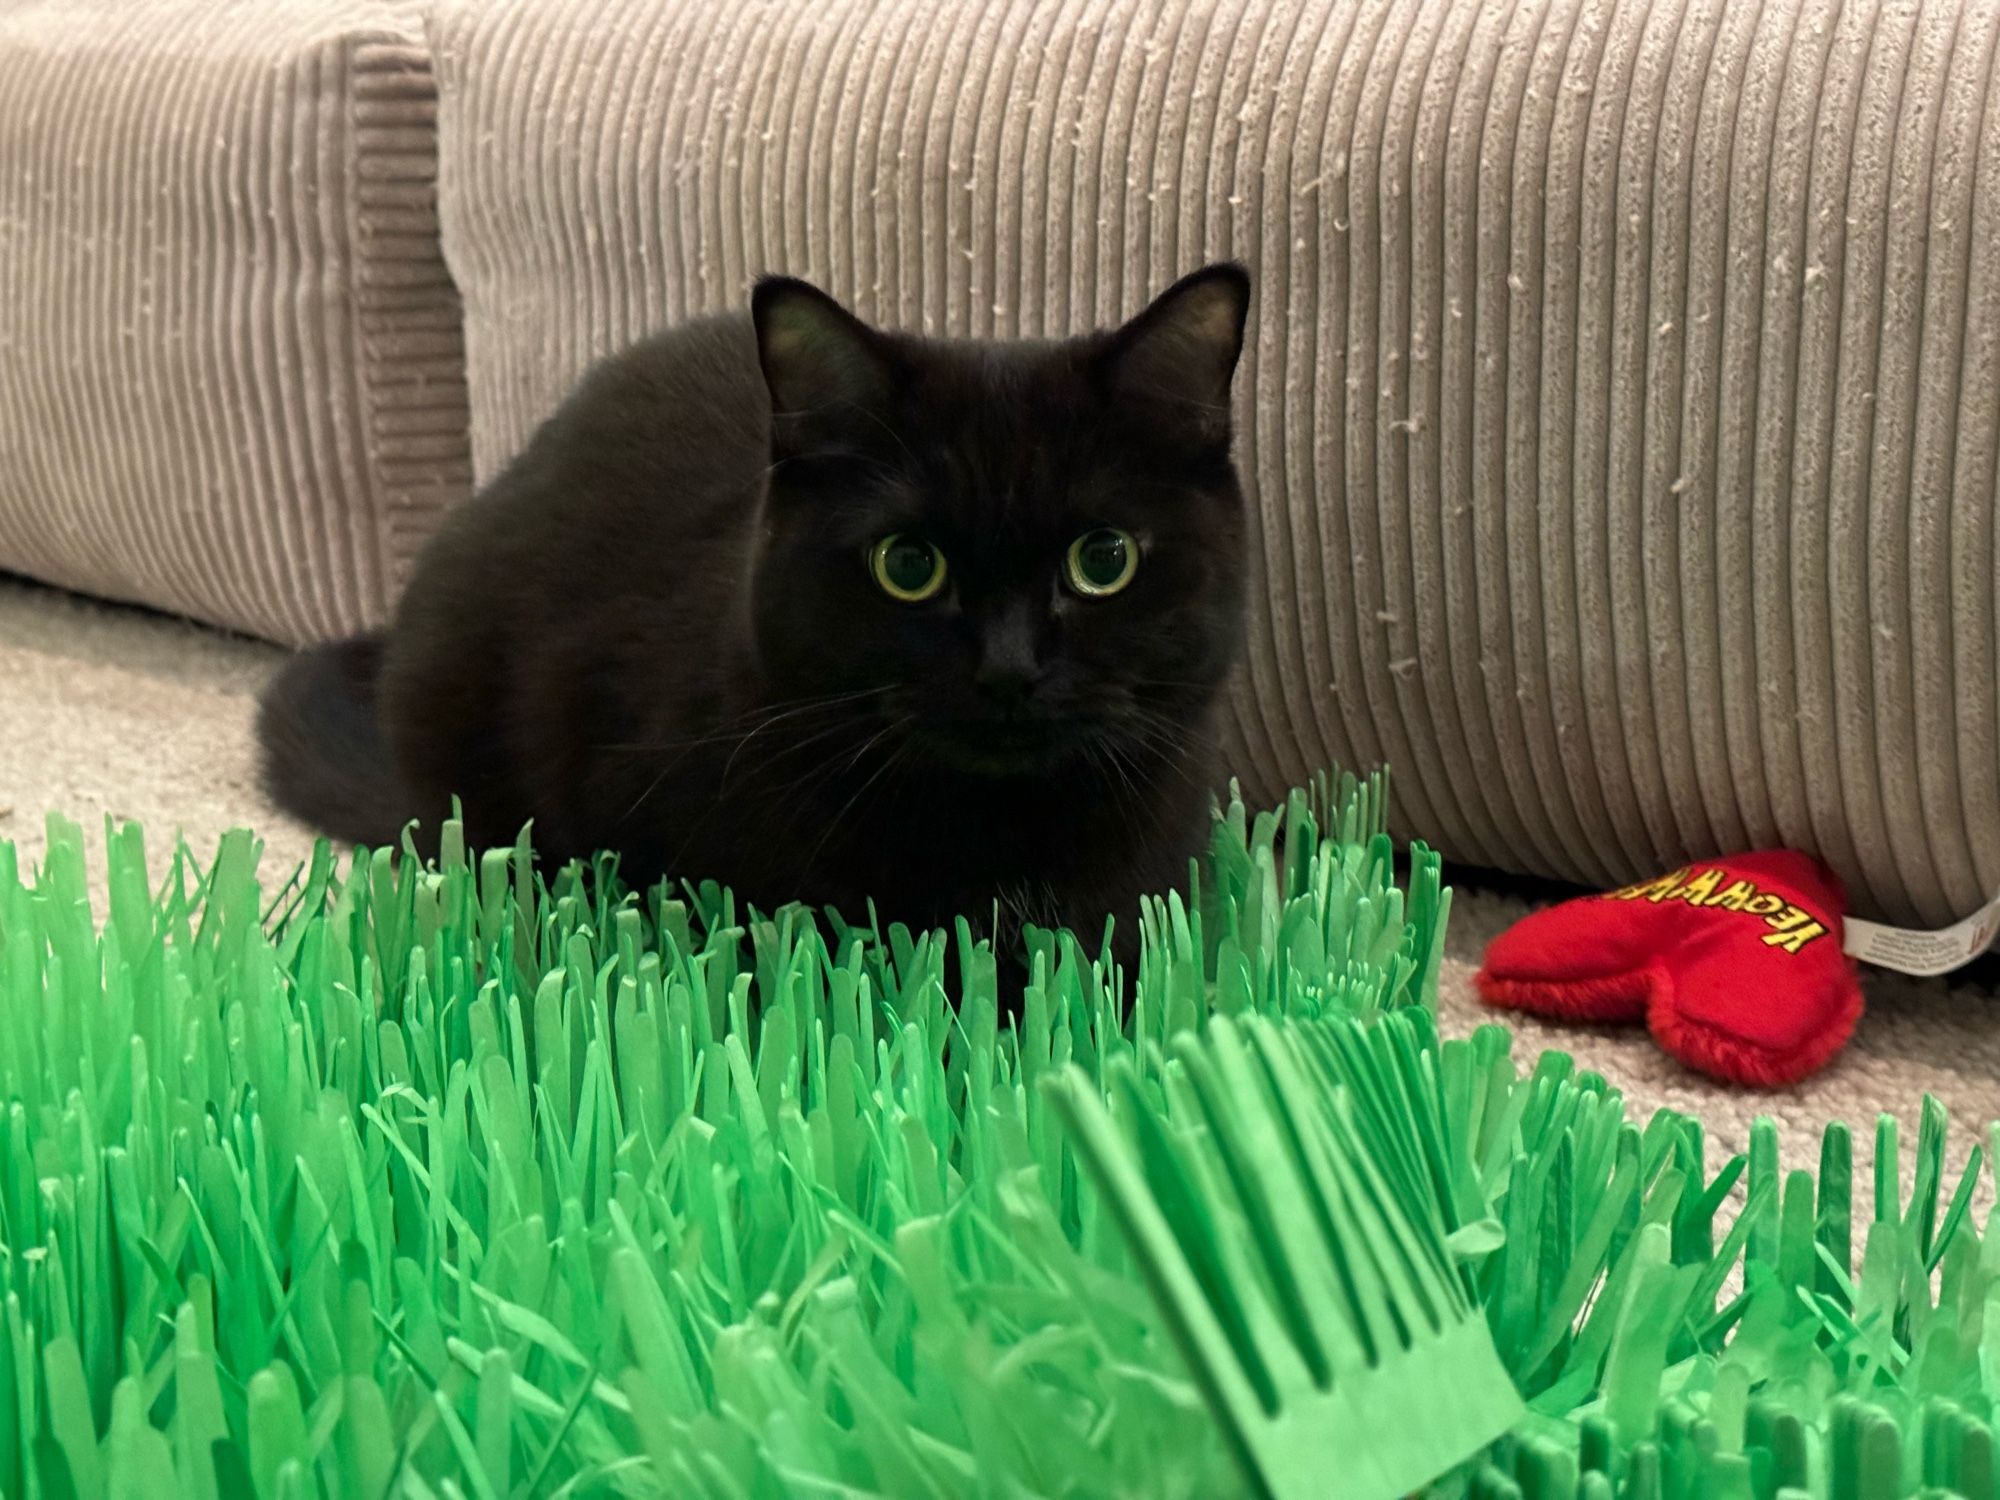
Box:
[259,265,1252,956]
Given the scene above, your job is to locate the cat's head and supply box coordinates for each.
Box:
[747,265,1251,782]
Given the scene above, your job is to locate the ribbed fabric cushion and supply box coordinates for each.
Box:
[430,0,1999,926]
[0,0,471,645]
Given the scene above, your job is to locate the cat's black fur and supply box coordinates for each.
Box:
[260,265,1252,955]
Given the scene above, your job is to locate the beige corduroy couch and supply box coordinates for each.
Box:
[2,0,1996,930]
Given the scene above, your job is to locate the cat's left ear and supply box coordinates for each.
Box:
[1099,263,1251,443]
[753,277,895,451]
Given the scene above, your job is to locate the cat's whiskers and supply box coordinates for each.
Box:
[615,693,880,827]
[723,713,879,787]
[799,716,917,874]
[1079,738,1147,844]
[598,685,886,756]
[725,713,897,805]
[1121,676,1221,695]
[717,687,895,787]
[644,708,896,879]
[1101,708,1205,793]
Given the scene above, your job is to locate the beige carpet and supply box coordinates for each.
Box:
[4,572,1997,1193]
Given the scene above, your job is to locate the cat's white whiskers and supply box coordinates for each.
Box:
[610,690,879,826]
[718,687,888,786]
[800,718,915,874]
[596,685,884,756]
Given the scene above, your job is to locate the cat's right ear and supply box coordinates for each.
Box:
[752,278,894,450]
[1097,263,1250,449]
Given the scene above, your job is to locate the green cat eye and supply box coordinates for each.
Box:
[870,533,948,602]
[1065,527,1138,597]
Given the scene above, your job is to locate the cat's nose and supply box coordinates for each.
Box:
[975,609,1043,701]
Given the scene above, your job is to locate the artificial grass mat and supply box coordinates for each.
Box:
[0,773,1994,1499]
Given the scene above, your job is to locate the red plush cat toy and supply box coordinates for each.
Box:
[1476,851,1861,1087]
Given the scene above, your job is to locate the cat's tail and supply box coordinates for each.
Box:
[257,634,415,848]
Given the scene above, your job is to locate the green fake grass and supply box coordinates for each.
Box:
[0,773,1994,1499]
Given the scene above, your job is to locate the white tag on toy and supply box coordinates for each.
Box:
[1843,888,2000,977]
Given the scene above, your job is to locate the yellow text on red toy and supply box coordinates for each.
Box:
[1603,867,1831,954]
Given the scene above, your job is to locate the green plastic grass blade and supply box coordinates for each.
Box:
[1051,1013,1524,1500]
[0,781,1998,1496]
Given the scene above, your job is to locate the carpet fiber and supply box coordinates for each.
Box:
[3,572,1997,1188]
